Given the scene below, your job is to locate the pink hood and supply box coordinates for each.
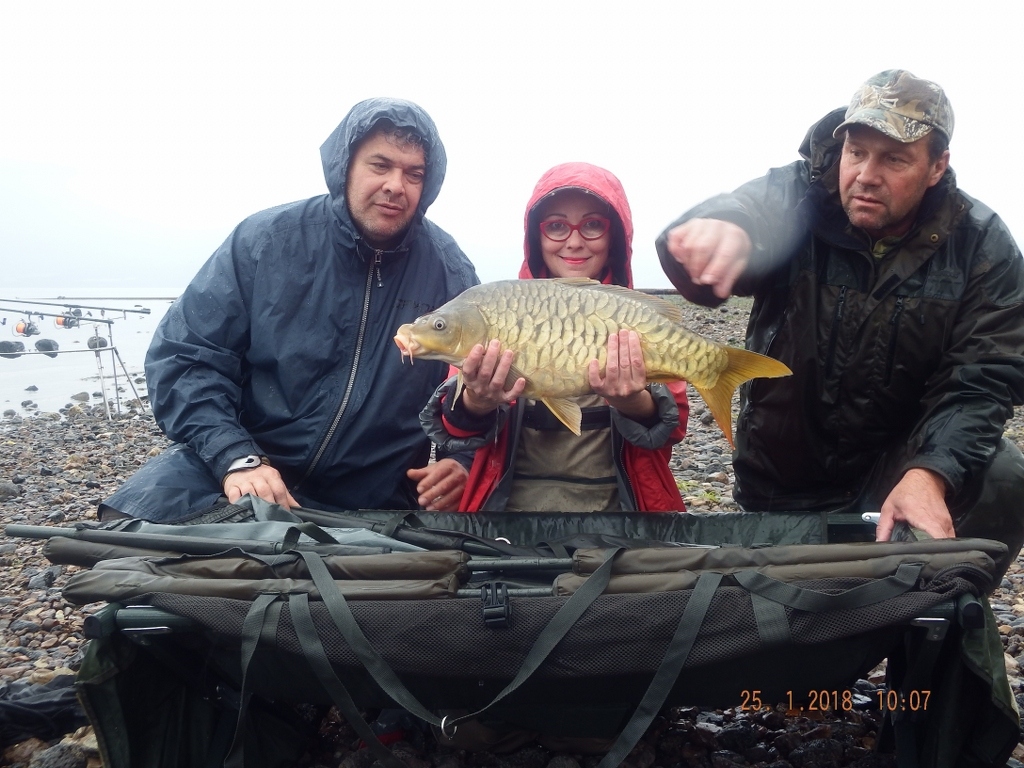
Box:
[520,162,634,288]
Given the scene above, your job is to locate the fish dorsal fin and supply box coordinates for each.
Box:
[540,397,583,436]
[551,278,684,324]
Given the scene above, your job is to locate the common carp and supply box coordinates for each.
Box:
[394,278,791,445]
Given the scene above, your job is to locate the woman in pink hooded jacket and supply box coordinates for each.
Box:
[422,162,688,512]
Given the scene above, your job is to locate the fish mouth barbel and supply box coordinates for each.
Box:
[394,278,791,445]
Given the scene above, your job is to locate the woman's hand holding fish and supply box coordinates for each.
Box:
[666,218,751,299]
[223,464,299,510]
[589,330,656,422]
[407,459,468,512]
[460,339,527,416]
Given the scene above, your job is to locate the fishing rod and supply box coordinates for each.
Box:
[0,306,114,325]
[3,524,389,558]
[0,304,148,418]
[0,298,151,316]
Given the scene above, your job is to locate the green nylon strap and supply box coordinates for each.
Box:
[224,592,280,768]
[289,592,410,768]
[299,547,622,736]
[596,571,724,768]
[291,521,343,544]
[749,592,792,646]
[297,550,441,725]
[441,546,622,734]
[734,562,924,611]
[382,511,423,538]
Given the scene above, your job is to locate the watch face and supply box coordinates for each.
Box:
[231,455,261,471]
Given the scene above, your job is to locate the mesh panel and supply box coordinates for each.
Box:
[141,565,981,681]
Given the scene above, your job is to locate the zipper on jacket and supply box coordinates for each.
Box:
[374,249,383,288]
[297,258,376,486]
[824,285,848,377]
[883,296,906,386]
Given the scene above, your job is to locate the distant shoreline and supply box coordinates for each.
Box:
[6,296,178,301]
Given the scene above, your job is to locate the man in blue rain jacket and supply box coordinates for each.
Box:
[101,98,478,522]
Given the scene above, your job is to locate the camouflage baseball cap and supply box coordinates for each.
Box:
[833,69,954,143]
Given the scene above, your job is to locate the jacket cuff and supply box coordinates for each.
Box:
[193,431,264,485]
[900,457,961,498]
[442,387,499,434]
[420,377,508,454]
[438,448,475,472]
[610,383,680,450]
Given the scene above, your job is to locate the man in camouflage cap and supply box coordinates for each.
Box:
[657,70,1024,577]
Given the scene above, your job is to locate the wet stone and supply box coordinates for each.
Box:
[846,754,897,768]
[716,721,762,752]
[709,751,747,768]
[10,619,43,633]
[743,745,770,763]
[787,739,845,768]
[496,748,550,768]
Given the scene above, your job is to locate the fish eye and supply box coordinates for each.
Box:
[433,318,446,331]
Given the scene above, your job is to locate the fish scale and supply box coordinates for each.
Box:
[394,278,791,443]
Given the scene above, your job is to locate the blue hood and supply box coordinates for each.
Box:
[319,97,447,243]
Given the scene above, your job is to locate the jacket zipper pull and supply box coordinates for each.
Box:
[374,250,383,288]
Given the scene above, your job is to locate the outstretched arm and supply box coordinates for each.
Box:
[656,160,816,305]
[662,219,752,300]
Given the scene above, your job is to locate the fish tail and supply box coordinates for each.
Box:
[692,348,792,448]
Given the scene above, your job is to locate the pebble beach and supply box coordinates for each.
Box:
[2,298,1024,767]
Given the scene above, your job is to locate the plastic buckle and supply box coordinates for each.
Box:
[481,582,512,628]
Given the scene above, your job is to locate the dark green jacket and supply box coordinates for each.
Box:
[657,108,1024,511]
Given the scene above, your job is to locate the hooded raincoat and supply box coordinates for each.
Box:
[103,98,478,521]
[422,163,688,512]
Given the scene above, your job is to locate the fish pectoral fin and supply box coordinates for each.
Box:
[453,372,465,405]
[541,398,583,436]
[505,363,528,390]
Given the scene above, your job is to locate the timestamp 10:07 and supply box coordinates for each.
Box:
[740,689,931,713]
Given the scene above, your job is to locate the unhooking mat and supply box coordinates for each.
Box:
[24,508,1023,768]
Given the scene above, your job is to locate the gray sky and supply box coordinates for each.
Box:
[2,1,1022,296]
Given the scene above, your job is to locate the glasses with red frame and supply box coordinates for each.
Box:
[539,216,611,242]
